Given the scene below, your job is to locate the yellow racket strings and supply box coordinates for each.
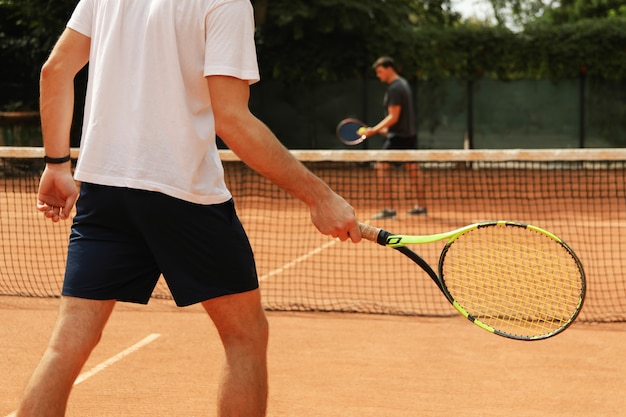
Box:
[442,225,584,339]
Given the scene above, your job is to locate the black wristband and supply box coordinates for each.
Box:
[44,154,71,164]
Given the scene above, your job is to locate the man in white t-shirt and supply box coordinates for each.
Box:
[16,1,360,416]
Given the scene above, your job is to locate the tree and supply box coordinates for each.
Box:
[540,0,626,24]
[252,0,461,83]
[486,0,557,29]
[0,0,76,109]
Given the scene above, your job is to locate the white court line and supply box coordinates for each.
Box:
[259,239,338,282]
[4,333,160,417]
[258,221,371,282]
[74,333,160,384]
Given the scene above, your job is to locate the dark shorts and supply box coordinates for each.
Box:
[382,135,417,150]
[63,183,258,306]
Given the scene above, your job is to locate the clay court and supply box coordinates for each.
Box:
[1,297,625,417]
[2,149,626,416]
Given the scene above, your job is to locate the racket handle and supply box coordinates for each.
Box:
[358,222,386,245]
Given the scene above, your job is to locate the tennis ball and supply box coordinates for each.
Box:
[357,127,366,135]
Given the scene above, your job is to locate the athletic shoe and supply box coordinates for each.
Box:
[407,206,428,216]
[371,209,397,219]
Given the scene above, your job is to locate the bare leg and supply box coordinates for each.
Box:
[16,296,116,417]
[405,162,426,208]
[202,289,269,417]
[375,161,393,210]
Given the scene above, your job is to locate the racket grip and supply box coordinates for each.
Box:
[358,223,387,246]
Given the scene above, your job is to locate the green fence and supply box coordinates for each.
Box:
[249,77,626,149]
[2,78,624,149]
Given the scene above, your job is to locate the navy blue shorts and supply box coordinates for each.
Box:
[382,135,417,150]
[63,183,258,306]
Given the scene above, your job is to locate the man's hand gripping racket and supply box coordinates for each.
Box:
[359,221,586,340]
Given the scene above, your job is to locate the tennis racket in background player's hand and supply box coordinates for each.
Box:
[336,118,368,145]
[359,221,586,341]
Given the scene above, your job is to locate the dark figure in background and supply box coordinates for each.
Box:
[361,56,427,219]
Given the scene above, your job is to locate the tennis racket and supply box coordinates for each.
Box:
[359,221,586,341]
[336,118,367,145]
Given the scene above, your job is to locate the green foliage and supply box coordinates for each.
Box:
[0,0,76,109]
[256,9,626,83]
[1,0,625,111]
[522,17,626,80]
[406,25,521,81]
[253,0,460,83]
[486,0,556,29]
[540,0,626,24]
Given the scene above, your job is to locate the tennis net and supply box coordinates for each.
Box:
[1,147,625,322]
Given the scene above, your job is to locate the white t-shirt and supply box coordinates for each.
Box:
[68,0,260,204]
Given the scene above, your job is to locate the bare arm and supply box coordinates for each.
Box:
[207,75,360,242]
[37,28,90,221]
[363,104,401,137]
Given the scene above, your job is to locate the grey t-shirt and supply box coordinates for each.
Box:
[383,76,416,138]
